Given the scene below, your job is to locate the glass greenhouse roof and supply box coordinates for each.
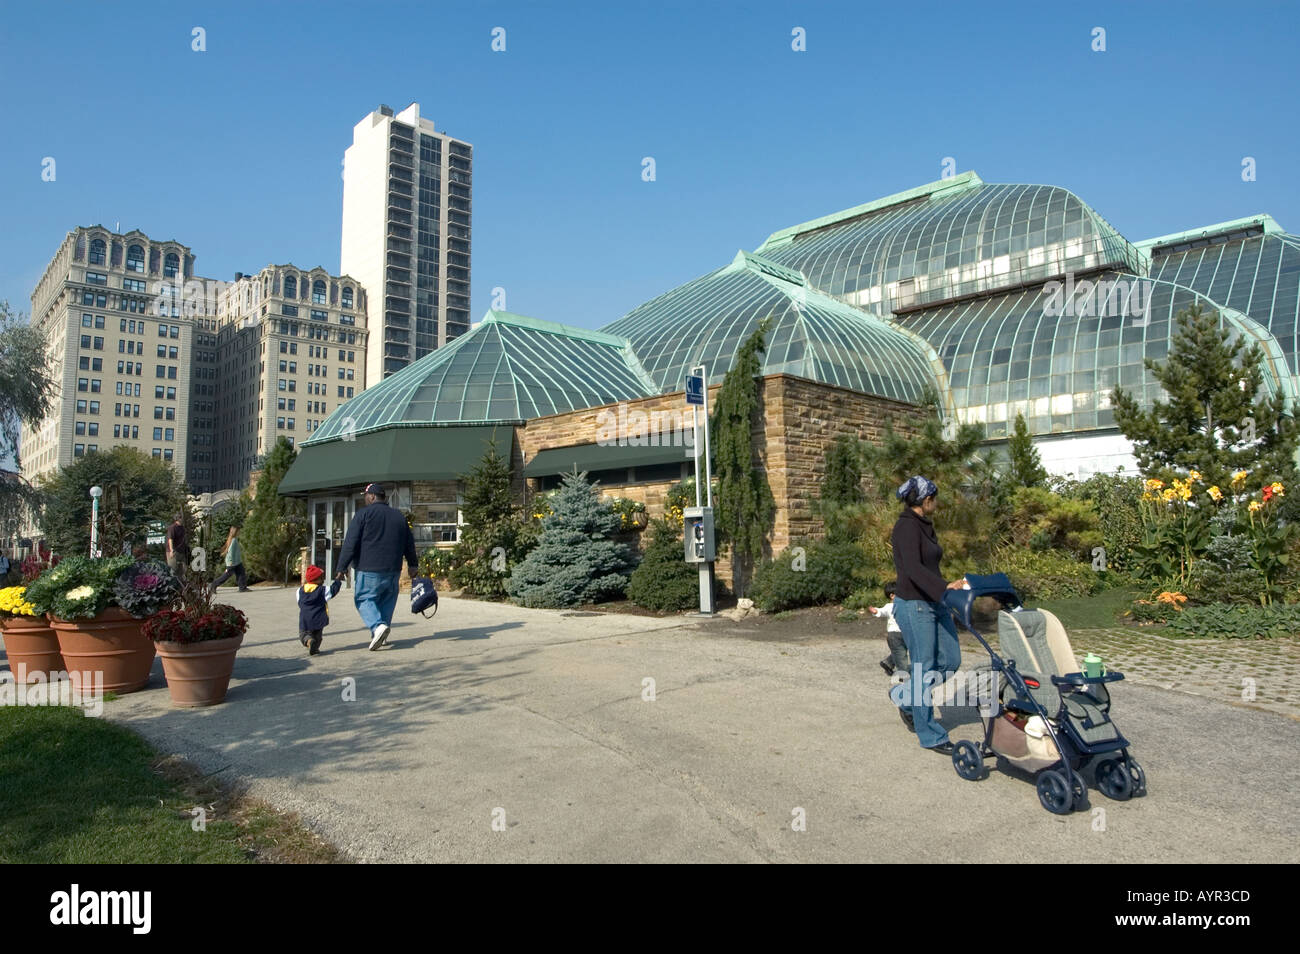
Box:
[305,311,656,443]
[755,173,1144,315]
[599,250,945,406]
[901,272,1296,440]
[1146,227,1300,392]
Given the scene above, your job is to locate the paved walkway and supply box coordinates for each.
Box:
[77,589,1300,862]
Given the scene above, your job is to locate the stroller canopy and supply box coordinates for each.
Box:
[943,572,1021,633]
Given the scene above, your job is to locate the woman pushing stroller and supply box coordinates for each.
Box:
[889,475,968,754]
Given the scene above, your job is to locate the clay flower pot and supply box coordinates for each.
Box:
[49,607,156,693]
[154,634,244,707]
[1,616,65,682]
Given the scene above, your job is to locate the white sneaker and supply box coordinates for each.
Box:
[368,623,390,651]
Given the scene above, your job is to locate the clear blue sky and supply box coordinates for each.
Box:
[1,0,1297,331]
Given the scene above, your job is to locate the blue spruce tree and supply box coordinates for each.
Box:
[505,470,636,607]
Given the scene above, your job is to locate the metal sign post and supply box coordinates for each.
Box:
[685,366,715,615]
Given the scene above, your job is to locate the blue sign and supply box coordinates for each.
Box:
[685,374,704,406]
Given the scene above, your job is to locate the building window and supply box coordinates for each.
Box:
[276,417,285,430]
[82,314,93,327]
[89,238,106,265]
[89,401,99,413]
[86,271,107,286]
[164,448,173,461]
[76,399,87,413]
[158,345,167,358]
[166,407,175,420]
[75,421,86,435]
[284,275,297,299]
[342,286,353,309]
[78,378,88,392]
[114,425,121,438]
[79,356,90,370]
[74,444,85,457]
[164,252,179,278]
[311,309,326,321]
[278,379,286,391]
[81,334,91,348]
[89,423,99,436]
[168,346,178,359]
[170,325,179,338]
[154,428,163,440]
[165,428,174,441]
[278,397,285,410]
[166,387,176,399]
[132,426,139,438]
[123,278,146,292]
[152,449,161,458]
[288,381,296,392]
[157,365,165,378]
[126,244,145,272]
[154,407,163,419]
[91,358,102,371]
[288,399,295,411]
[312,280,326,304]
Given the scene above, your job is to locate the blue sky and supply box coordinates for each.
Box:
[1,0,1297,331]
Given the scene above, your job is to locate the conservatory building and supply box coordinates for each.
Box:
[282,171,1300,572]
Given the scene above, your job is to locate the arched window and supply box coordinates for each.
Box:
[341,286,354,309]
[89,238,106,265]
[164,253,179,278]
[283,274,297,299]
[312,279,326,304]
[126,244,145,272]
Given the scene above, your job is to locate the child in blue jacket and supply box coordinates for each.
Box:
[298,564,342,656]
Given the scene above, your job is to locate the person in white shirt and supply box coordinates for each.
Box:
[868,581,911,677]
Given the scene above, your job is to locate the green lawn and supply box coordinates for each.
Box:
[0,706,252,863]
[1034,587,1145,630]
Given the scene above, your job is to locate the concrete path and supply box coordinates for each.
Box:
[97,588,1299,863]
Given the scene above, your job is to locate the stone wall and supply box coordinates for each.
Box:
[518,375,922,588]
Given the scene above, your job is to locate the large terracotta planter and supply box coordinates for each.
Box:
[154,634,244,707]
[1,616,65,682]
[49,607,155,693]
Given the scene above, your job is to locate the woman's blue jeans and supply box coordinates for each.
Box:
[891,597,962,748]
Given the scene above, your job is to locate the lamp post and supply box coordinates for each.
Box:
[89,485,103,558]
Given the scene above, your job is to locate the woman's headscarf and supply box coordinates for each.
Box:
[896,475,938,507]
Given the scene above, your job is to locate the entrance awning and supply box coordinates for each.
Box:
[278,425,512,496]
[523,441,704,477]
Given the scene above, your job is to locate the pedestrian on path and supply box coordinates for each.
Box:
[165,513,190,575]
[210,523,249,593]
[889,475,968,754]
[298,564,342,656]
[333,482,418,651]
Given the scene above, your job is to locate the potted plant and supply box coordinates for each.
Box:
[24,554,156,693]
[143,572,247,707]
[0,583,64,682]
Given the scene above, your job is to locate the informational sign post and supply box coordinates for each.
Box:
[686,366,715,615]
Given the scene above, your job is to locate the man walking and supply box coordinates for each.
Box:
[165,513,190,575]
[334,483,418,651]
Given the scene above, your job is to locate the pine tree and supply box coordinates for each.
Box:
[505,470,635,607]
[712,318,776,596]
[1007,413,1047,488]
[818,435,865,543]
[625,518,699,611]
[1112,304,1300,490]
[240,437,307,580]
[450,440,535,597]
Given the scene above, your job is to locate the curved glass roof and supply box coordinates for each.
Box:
[901,272,1296,440]
[1147,228,1300,390]
[756,173,1144,315]
[600,250,945,405]
[305,311,656,443]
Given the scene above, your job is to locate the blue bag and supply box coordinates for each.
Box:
[410,576,439,617]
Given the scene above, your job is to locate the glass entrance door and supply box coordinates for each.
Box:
[310,497,351,579]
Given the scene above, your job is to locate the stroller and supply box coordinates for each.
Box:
[940,573,1146,814]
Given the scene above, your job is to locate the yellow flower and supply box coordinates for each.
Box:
[1233,471,1248,486]
[1144,479,1164,491]
[1188,470,1201,482]
[1249,500,1263,513]
[1207,486,1222,501]
[1271,482,1285,497]
[1177,484,1192,501]
[1156,591,1187,606]
[1161,488,1176,502]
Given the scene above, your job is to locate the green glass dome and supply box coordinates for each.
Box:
[600,249,945,404]
[305,310,656,444]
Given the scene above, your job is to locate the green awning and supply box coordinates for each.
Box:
[279,425,511,496]
[523,441,704,477]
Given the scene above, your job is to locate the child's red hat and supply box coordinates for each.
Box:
[304,565,324,584]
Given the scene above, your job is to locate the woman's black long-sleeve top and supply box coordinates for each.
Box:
[890,508,948,603]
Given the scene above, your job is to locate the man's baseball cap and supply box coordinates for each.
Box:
[364,482,386,497]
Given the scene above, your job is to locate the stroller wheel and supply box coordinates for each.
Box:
[952,740,983,780]
[1036,769,1073,815]
[1125,758,1147,797]
[1096,758,1133,801]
